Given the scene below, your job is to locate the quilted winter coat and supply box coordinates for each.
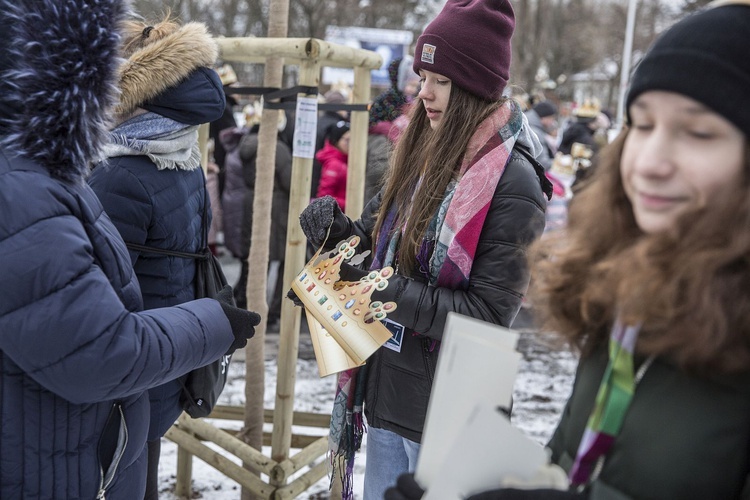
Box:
[88,20,227,441]
[0,1,234,498]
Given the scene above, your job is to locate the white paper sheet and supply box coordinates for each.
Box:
[415,313,522,488]
[422,401,548,500]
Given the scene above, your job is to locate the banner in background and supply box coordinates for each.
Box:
[323,26,413,88]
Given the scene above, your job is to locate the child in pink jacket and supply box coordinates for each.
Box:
[315,120,351,210]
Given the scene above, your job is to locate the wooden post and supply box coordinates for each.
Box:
[175,435,193,499]
[346,66,372,218]
[270,55,320,479]
[198,123,210,172]
[217,38,381,70]
[272,435,328,481]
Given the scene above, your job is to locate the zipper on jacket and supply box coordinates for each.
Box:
[97,402,129,499]
[422,338,434,384]
[368,349,384,416]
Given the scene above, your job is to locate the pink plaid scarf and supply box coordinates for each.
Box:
[430,99,523,288]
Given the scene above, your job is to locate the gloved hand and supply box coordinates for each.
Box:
[384,473,425,500]
[338,262,369,282]
[286,287,303,307]
[467,489,584,500]
[466,463,574,500]
[299,195,350,248]
[216,285,261,355]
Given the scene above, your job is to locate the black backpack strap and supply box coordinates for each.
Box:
[124,242,208,260]
[514,145,554,201]
[199,168,209,251]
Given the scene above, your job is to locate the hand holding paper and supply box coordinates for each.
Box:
[416,313,559,500]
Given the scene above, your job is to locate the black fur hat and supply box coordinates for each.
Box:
[0,0,125,183]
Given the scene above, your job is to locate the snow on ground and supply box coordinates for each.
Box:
[156,321,578,499]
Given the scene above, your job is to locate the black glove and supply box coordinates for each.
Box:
[286,287,303,307]
[467,489,586,500]
[299,195,350,248]
[216,285,261,355]
[384,473,425,500]
[338,262,369,282]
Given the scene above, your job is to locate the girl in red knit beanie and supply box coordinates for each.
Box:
[298,1,553,498]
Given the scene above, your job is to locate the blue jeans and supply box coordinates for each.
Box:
[363,426,421,500]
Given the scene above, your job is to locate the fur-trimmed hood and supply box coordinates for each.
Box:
[0,0,125,183]
[115,22,219,119]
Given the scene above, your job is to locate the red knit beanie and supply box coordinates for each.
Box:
[413,0,515,101]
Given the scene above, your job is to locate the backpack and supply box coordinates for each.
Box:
[125,175,234,418]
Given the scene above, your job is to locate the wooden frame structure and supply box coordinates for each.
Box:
[166,37,382,499]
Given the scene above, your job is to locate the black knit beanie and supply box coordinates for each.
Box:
[533,101,558,119]
[327,120,350,146]
[627,3,750,137]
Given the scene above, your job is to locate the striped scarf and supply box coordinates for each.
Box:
[103,112,201,171]
[569,320,644,486]
[328,99,524,499]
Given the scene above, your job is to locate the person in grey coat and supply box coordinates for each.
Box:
[524,100,558,171]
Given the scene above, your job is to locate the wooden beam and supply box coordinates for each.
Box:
[208,406,331,428]
[216,38,382,70]
[273,460,329,500]
[177,416,276,476]
[166,426,275,498]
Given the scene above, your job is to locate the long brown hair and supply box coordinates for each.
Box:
[530,130,750,374]
[372,85,503,275]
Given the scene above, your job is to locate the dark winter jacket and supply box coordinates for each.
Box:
[365,121,393,204]
[316,141,349,211]
[220,126,252,258]
[0,3,234,498]
[88,156,213,441]
[88,19,226,442]
[559,120,596,156]
[324,146,547,442]
[237,132,294,260]
[548,344,750,499]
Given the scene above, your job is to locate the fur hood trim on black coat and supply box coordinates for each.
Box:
[115,22,219,119]
[0,0,125,184]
